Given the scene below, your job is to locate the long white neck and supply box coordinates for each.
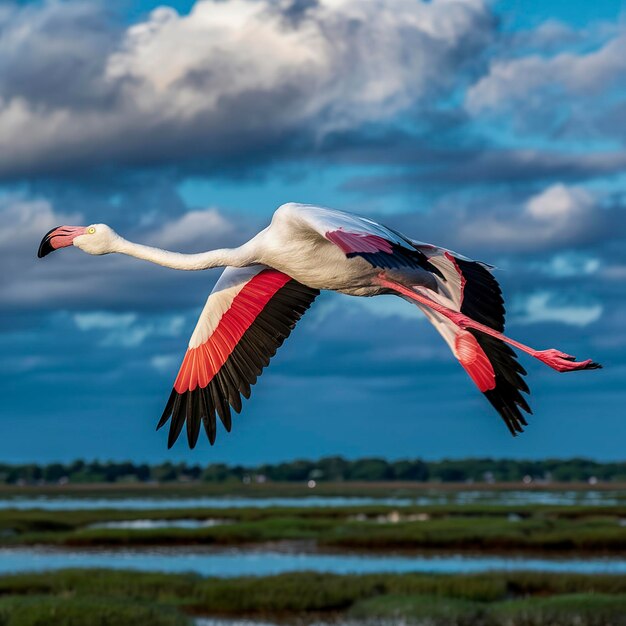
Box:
[112,237,258,270]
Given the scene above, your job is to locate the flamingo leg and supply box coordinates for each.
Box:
[377,275,601,373]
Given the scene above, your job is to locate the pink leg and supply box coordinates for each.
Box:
[378,276,601,373]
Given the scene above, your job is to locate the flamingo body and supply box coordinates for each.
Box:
[38,203,600,448]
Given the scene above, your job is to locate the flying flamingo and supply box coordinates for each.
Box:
[38,203,600,448]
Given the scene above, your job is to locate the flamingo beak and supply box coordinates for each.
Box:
[37,225,87,258]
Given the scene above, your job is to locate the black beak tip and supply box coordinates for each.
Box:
[37,227,59,259]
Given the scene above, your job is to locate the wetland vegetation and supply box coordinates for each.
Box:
[0,569,624,625]
[0,502,624,553]
[0,474,622,623]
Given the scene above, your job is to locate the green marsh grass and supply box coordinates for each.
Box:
[0,504,623,552]
[0,570,625,625]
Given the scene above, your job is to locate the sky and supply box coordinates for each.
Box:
[1,0,625,464]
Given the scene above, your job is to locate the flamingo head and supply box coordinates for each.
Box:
[38,224,118,258]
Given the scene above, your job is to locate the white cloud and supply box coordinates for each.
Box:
[0,194,79,246]
[454,183,603,251]
[511,20,580,51]
[512,291,603,327]
[466,29,626,114]
[530,253,601,279]
[465,22,626,143]
[0,0,493,178]
[73,311,186,348]
[0,192,247,311]
[73,312,138,331]
[147,208,234,250]
[525,184,594,221]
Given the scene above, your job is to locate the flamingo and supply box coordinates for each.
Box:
[38,203,600,448]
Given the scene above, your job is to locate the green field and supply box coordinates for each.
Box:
[0,569,624,625]
[0,502,624,553]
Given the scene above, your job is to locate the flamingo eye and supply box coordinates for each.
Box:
[87,227,96,234]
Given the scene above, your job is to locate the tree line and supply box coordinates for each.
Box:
[0,457,624,485]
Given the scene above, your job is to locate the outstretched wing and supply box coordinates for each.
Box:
[158,265,319,448]
[410,245,531,436]
[282,203,442,275]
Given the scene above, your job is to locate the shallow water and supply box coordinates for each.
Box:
[0,490,622,510]
[0,496,410,511]
[0,546,623,576]
[87,518,231,530]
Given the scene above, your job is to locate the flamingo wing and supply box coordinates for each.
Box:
[407,245,531,435]
[286,204,442,274]
[158,265,319,448]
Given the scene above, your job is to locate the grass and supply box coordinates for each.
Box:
[0,503,624,552]
[349,593,487,623]
[350,593,626,625]
[0,570,624,625]
[0,596,191,626]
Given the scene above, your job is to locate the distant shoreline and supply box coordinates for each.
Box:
[1,456,625,490]
[0,480,625,497]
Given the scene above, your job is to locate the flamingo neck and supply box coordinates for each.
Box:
[112,238,256,271]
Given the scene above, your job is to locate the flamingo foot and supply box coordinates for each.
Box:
[533,349,602,373]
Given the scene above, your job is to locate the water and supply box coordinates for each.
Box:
[0,496,410,511]
[0,490,622,510]
[0,547,623,576]
[87,518,231,530]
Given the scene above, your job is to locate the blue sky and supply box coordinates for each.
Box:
[1,0,625,463]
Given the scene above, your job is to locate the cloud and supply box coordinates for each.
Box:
[147,208,234,251]
[73,311,137,331]
[408,183,622,255]
[0,193,253,311]
[470,30,626,111]
[511,291,603,327]
[0,194,80,299]
[74,311,186,347]
[340,146,626,196]
[0,0,493,180]
[0,194,79,245]
[527,253,601,279]
[0,1,120,109]
[465,23,626,141]
[525,183,594,220]
[457,183,600,250]
[510,20,581,52]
